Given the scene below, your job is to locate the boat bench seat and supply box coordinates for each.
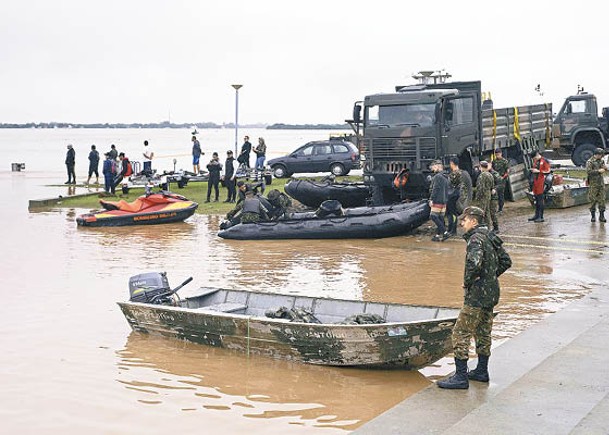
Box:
[200,302,247,313]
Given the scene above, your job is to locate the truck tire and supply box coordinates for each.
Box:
[572,143,597,167]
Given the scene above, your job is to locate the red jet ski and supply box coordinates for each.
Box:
[76,192,198,227]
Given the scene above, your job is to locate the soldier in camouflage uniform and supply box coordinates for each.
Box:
[492,149,509,212]
[226,190,269,224]
[489,163,502,232]
[473,161,494,228]
[266,189,292,220]
[586,148,607,223]
[437,206,512,390]
[447,157,473,235]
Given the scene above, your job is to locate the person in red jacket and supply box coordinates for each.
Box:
[528,150,551,223]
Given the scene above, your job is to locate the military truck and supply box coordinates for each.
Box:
[549,91,609,166]
[348,77,552,204]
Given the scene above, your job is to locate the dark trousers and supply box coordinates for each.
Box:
[497,184,506,211]
[143,161,152,174]
[104,175,115,193]
[207,179,219,200]
[534,194,545,219]
[446,195,459,233]
[430,212,446,235]
[66,164,75,183]
[226,178,236,201]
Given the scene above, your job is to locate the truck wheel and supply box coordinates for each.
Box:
[572,143,597,166]
[330,163,345,176]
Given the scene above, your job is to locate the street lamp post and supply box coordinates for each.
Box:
[231,84,243,156]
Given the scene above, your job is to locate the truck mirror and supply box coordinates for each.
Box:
[353,104,362,124]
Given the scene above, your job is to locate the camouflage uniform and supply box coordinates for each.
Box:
[492,157,509,211]
[474,171,494,228]
[452,226,512,360]
[489,170,502,231]
[586,156,607,213]
[226,196,269,224]
[267,190,292,220]
[457,170,473,214]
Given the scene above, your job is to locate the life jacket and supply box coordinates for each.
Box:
[393,169,409,189]
[242,197,261,214]
[124,159,133,176]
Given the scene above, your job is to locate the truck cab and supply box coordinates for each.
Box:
[552,93,608,166]
[354,81,482,204]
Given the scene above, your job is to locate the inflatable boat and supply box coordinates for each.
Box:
[76,192,198,227]
[217,200,430,240]
[284,178,370,208]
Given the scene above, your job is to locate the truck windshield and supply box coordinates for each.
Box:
[366,103,436,128]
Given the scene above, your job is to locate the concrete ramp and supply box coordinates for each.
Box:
[355,286,609,434]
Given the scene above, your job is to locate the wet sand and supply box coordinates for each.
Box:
[1,171,606,434]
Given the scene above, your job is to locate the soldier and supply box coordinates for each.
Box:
[429,160,449,241]
[437,206,512,390]
[226,190,269,224]
[586,148,607,223]
[489,162,502,232]
[447,157,473,235]
[473,161,493,228]
[266,189,292,220]
[492,149,509,212]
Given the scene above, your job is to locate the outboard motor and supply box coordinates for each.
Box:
[129,272,193,305]
[316,200,344,218]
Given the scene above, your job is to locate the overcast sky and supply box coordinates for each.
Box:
[1,0,606,124]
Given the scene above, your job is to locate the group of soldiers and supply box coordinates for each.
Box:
[221,182,292,228]
[428,149,510,241]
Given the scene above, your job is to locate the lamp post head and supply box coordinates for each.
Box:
[231,84,243,91]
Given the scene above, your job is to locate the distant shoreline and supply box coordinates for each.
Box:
[0,122,349,130]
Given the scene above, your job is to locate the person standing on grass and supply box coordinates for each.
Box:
[224,150,237,203]
[206,152,223,202]
[86,145,99,185]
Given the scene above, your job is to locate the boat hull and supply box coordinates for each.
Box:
[218,200,430,240]
[118,289,458,369]
[525,179,609,209]
[77,202,198,227]
[284,179,370,208]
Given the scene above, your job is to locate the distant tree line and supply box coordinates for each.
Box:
[0,121,349,129]
[267,123,349,130]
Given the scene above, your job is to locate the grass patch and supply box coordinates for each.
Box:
[55,175,363,215]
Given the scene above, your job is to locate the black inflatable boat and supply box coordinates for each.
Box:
[284,178,370,208]
[217,200,430,240]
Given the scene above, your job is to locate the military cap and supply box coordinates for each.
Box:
[458,206,485,221]
[237,181,245,187]
[494,148,502,154]
[267,189,280,201]
[429,159,443,167]
[594,147,604,155]
[479,160,489,168]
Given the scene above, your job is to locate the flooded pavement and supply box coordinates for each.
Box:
[1,171,607,434]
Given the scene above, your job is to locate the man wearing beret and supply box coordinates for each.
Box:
[437,206,512,389]
[586,148,607,223]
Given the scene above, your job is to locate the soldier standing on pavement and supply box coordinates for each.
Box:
[492,149,509,212]
[528,150,551,223]
[473,161,494,228]
[437,206,512,389]
[586,148,607,223]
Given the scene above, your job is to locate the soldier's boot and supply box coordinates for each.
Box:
[437,358,469,389]
[591,209,596,222]
[600,210,606,223]
[468,354,490,383]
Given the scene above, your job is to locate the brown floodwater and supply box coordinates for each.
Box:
[1,171,606,434]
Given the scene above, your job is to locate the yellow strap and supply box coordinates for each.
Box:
[492,110,497,149]
[513,107,521,142]
[544,103,551,145]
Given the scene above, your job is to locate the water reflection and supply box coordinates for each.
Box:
[116,333,429,432]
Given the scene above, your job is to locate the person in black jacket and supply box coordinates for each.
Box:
[224,150,237,202]
[429,160,449,241]
[86,144,99,185]
[65,144,76,184]
[206,152,223,202]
